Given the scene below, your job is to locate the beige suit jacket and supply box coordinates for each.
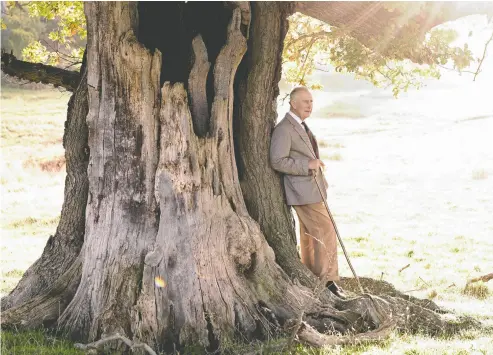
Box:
[270,113,328,206]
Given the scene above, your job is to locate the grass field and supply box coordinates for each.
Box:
[1,82,492,354]
[1,87,70,297]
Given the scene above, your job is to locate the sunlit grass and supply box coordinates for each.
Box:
[472,169,488,180]
[463,282,490,300]
[337,232,493,305]
[220,327,493,354]
[7,215,61,229]
[318,139,345,149]
[315,100,368,119]
[1,86,69,296]
[322,152,343,161]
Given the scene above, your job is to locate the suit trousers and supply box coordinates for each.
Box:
[293,202,339,282]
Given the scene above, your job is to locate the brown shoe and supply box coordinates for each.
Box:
[327,281,347,299]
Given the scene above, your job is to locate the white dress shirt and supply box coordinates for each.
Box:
[288,111,304,127]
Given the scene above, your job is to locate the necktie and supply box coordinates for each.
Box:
[301,122,319,159]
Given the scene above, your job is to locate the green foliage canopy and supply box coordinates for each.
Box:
[2,1,85,68]
[282,4,491,96]
[2,1,490,95]
[1,3,47,59]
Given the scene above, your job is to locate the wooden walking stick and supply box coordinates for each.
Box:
[313,168,365,294]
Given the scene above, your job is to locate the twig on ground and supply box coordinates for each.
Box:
[467,273,493,284]
[74,333,157,355]
[398,264,410,273]
[419,277,431,287]
[446,283,456,289]
[403,287,426,294]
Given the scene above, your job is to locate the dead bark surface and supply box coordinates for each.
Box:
[1,256,82,329]
[1,4,352,350]
[56,2,163,343]
[188,35,211,137]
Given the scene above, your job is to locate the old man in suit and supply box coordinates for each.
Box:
[270,86,345,298]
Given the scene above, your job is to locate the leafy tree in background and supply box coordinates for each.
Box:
[2,1,491,96]
[1,1,85,68]
[1,3,47,58]
[284,7,491,96]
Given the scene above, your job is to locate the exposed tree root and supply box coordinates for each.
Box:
[252,276,482,349]
[338,277,481,335]
[340,276,447,313]
[74,333,157,355]
[250,276,484,350]
[1,272,483,352]
[1,255,82,329]
[279,277,484,348]
[287,319,395,348]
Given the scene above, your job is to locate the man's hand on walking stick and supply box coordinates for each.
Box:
[309,159,325,176]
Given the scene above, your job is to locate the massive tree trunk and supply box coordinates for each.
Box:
[54,3,324,349]
[1,1,485,353]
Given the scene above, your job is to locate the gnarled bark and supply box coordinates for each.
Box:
[1,256,82,329]
[57,2,162,342]
[1,4,355,350]
[188,35,211,137]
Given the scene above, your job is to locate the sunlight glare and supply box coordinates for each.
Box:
[154,276,166,288]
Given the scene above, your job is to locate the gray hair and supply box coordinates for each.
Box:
[289,86,311,104]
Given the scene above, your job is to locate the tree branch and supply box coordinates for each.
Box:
[474,30,493,81]
[295,2,493,62]
[296,39,316,85]
[39,39,83,65]
[1,52,80,91]
[285,30,333,48]
[436,63,477,75]
[74,333,157,355]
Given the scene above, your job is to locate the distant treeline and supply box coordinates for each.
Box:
[1,2,85,67]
